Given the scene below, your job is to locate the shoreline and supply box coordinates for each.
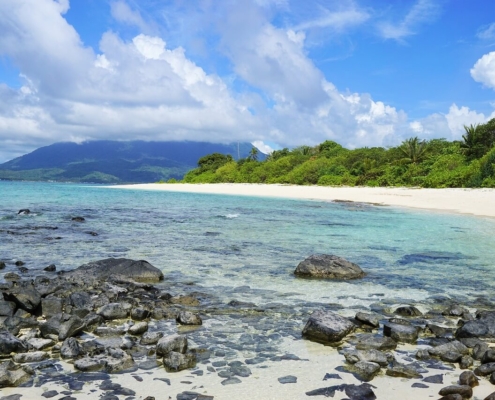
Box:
[109,183,495,219]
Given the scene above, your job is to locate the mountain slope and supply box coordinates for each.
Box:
[0,140,259,183]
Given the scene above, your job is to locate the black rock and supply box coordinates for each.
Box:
[302,310,355,344]
[43,264,56,272]
[17,209,30,215]
[71,217,85,222]
[294,254,365,279]
[412,383,429,388]
[438,385,472,399]
[0,331,27,355]
[395,306,422,317]
[278,375,297,384]
[459,370,478,388]
[41,391,59,398]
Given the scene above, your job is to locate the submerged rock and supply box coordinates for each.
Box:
[302,310,355,344]
[294,254,365,279]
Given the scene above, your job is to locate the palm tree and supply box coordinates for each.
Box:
[248,146,259,161]
[398,137,428,164]
[461,123,483,160]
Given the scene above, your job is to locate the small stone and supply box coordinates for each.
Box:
[41,391,59,398]
[459,371,478,388]
[71,216,85,222]
[278,375,297,384]
[44,265,56,272]
[412,383,429,388]
[221,377,242,385]
[128,322,148,335]
[423,374,443,384]
[459,356,473,369]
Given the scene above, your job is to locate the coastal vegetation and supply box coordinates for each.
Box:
[181,118,495,188]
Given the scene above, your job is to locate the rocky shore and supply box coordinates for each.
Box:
[1,253,495,399]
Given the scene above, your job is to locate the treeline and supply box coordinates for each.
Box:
[178,118,495,188]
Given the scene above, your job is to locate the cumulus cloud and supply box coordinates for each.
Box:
[378,0,440,42]
[471,51,495,90]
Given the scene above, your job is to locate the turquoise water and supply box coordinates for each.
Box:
[1,181,495,310]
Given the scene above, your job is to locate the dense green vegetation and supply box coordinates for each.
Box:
[181,118,495,188]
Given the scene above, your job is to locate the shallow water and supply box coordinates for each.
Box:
[1,181,495,309]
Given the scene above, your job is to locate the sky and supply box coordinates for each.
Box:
[0,0,495,162]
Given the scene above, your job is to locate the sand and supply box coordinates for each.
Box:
[110,183,495,219]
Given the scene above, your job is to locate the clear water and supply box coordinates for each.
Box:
[1,181,494,312]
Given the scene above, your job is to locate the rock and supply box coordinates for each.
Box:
[355,312,380,328]
[302,310,355,344]
[17,209,30,215]
[459,371,478,387]
[429,341,469,359]
[438,385,472,399]
[75,347,135,373]
[13,351,49,363]
[0,300,16,317]
[353,334,397,351]
[416,349,430,360]
[41,390,59,398]
[3,287,41,313]
[423,374,443,384]
[69,292,92,309]
[395,306,422,317]
[342,349,388,367]
[40,298,63,319]
[482,349,495,364]
[294,254,365,279]
[44,264,56,272]
[439,395,463,400]
[278,375,297,384]
[383,322,418,343]
[97,303,132,320]
[386,361,423,379]
[485,392,495,400]
[475,362,495,376]
[63,258,164,284]
[140,331,164,345]
[0,360,33,388]
[27,338,54,351]
[426,324,452,338]
[163,351,196,372]
[0,262,5,269]
[156,334,188,356]
[176,311,202,326]
[71,216,85,222]
[61,338,81,359]
[128,322,148,335]
[82,313,104,332]
[347,361,381,382]
[473,342,490,360]
[456,311,495,339]
[14,261,24,267]
[459,356,473,369]
[131,308,150,321]
[4,273,20,281]
[0,331,27,355]
[40,313,85,340]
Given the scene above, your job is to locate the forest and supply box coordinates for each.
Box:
[178,118,495,188]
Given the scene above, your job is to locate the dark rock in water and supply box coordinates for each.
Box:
[86,231,98,236]
[0,262,5,269]
[176,311,202,326]
[395,306,422,317]
[438,385,472,399]
[426,324,452,338]
[278,375,297,384]
[442,304,468,317]
[386,361,423,379]
[156,334,188,356]
[398,251,466,265]
[353,334,397,351]
[4,273,20,281]
[40,313,85,341]
[44,264,56,272]
[71,216,85,222]
[383,322,418,343]
[355,312,380,328]
[294,254,365,279]
[60,337,81,359]
[412,383,429,388]
[228,300,257,308]
[459,370,478,387]
[302,310,355,344]
[14,261,24,267]
[423,374,443,384]
[17,209,30,215]
[163,351,196,372]
[0,331,27,355]
[0,360,34,387]
[62,258,164,283]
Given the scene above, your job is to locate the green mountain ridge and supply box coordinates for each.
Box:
[0,140,261,183]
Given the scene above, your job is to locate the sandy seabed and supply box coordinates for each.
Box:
[111,183,495,219]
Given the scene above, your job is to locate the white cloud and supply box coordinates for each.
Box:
[293,7,370,32]
[471,51,495,90]
[252,140,274,154]
[477,22,495,40]
[445,104,492,137]
[110,1,148,33]
[378,0,440,42]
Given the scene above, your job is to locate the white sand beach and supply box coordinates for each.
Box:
[112,183,495,218]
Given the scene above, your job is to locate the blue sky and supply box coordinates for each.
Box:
[0,0,494,162]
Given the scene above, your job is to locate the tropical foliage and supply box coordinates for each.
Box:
[181,119,495,188]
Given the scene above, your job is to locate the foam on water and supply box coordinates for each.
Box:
[1,181,495,310]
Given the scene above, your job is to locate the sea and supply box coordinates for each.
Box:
[1,181,495,397]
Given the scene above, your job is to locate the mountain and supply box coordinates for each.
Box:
[0,140,261,183]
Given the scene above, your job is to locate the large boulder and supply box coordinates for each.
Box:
[456,311,495,339]
[383,322,419,344]
[294,255,365,279]
[62,258,164,284]
[302,310,355,344]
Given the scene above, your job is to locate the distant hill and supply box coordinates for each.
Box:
[0,140,262,183]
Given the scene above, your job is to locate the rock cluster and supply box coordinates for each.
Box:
[0,258,203,388]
